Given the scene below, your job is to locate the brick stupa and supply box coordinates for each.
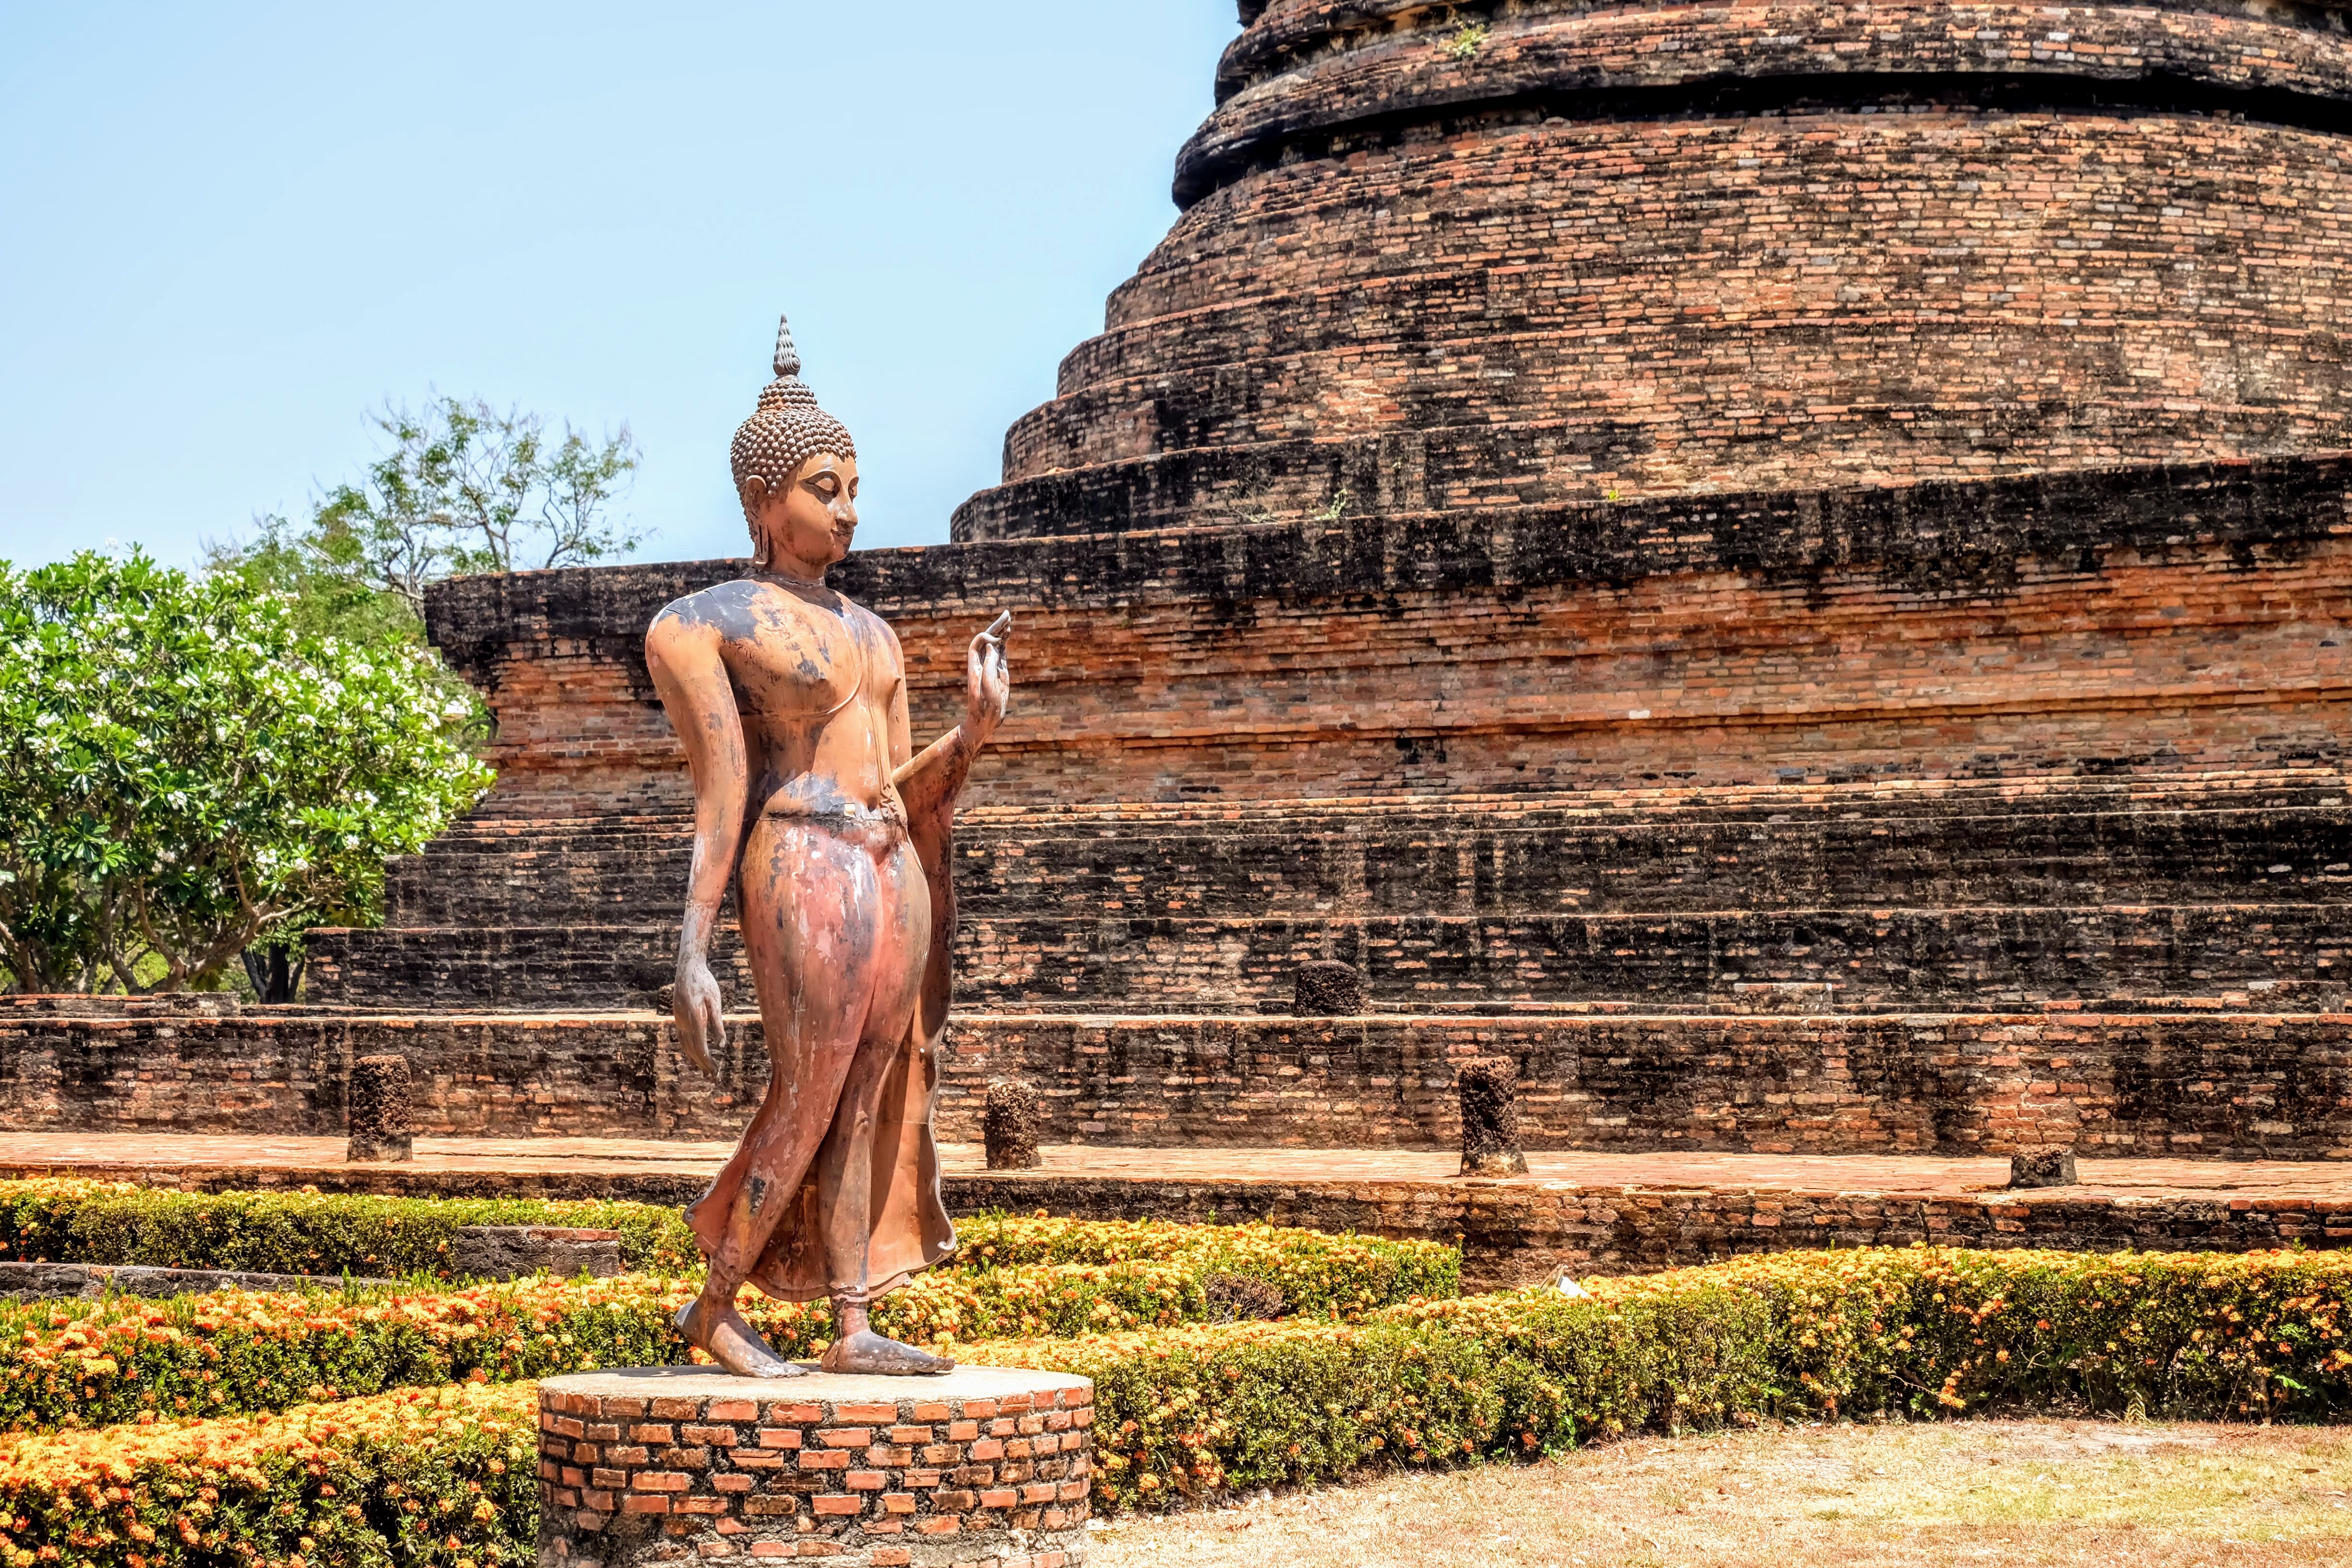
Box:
[12,0,2350,1277]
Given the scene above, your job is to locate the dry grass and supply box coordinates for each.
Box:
[1087,1420,2352,1568]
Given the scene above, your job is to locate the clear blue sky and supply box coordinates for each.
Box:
[0,2,1238,571]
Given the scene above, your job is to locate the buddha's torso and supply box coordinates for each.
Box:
[670,576,906,824]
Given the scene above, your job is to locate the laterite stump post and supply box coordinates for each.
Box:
[536,1366,1094,1568]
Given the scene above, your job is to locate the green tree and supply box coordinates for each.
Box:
[0,550,494,994]
[296,395,647,612]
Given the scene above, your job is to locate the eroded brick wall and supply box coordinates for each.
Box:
[425,460,2352,820]
[27,1153,2348,1292]
[9,1005,2345,1161]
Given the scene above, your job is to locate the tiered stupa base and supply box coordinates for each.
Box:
[536,1366,1093,1568]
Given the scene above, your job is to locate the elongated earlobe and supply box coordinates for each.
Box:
[742,479,772,567]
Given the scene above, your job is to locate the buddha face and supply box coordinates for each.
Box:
[747,452,859,575]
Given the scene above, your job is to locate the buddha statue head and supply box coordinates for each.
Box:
[731,313,859,574]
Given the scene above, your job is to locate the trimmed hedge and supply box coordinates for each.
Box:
[0,1241,1448,1433]
[5,1245,2349,1563]
[0,1383,535,1568]
[0,1183,1456,1303]
[0,1181,697,1280]
[966,1244,2352,1507]
[951,1213,1459,1313]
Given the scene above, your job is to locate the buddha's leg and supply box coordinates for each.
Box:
[814,835,945,1374]
[681,817,881,1378]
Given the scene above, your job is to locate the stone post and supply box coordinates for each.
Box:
[983,1081,1041,1171]
[1458,1056,1528,1176]
[2009,1147,2080,1188]
[1293,959,1366,1017]
[347,1054,415,1164]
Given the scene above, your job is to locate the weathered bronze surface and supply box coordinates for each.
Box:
[645,316,1010,1377]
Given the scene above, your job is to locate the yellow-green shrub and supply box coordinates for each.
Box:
[971,1244,2352,1507]
[0,1180,698,1279]
[0,1183,1456,1306]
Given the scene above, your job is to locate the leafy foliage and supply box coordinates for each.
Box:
[0,1183,698,1280]
[257,396,647,614]
[0,553,492,993]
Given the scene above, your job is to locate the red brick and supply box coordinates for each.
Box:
[762,1403,824,1425]
[812,1495,864,1517]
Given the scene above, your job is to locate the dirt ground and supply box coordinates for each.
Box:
[1086,1420,2352,1568]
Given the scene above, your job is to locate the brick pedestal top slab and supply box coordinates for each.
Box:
[536,1365,1093,1568]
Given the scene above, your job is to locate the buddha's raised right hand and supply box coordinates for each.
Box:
[674,955,724,1076]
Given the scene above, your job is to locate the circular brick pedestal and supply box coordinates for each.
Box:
[536,1365,1094,1568]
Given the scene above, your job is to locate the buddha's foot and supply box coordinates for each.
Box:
[820,1329,956,1376]
[676,1298,806,1379]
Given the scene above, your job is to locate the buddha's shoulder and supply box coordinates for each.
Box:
[652,577,760,632]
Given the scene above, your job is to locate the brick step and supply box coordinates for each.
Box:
[306,904,2352,1013]
[9,1006,2347,1161]
[380,775,2352,927]
[424,770,2352,839]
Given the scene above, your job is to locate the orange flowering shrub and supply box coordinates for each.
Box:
[0,1382,537,1568]
[0,1237,1446,1434]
